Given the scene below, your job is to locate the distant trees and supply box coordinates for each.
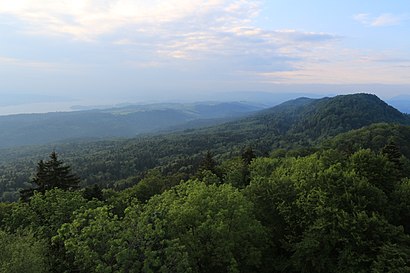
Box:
[20,152,80,201]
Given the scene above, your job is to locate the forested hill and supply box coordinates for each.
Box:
[323,122,410,158]
[0,101,264,148]
[233,93,410,141]
[0,93,409,201]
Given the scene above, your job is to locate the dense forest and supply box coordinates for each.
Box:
[0,93,410,272]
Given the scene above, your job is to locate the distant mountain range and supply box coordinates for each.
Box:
[0,101,264,148]
[387,95,410,113]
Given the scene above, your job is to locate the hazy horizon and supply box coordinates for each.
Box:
[1,0,409,114]
[0,88,409,116]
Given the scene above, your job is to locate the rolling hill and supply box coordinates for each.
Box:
[0,101,264,148]
[0,93,409,201]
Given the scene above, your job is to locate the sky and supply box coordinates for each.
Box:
[0,0,409,112]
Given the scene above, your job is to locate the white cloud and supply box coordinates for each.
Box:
[0,56,58,70]
[0,0,257,39]
[354,13,406,27]
[258,48,410,85]
[3,0,405,88]
[371,14,403,27]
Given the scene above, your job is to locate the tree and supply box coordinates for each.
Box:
[20,151,80,201]
[7,189,102,272]
[83,184,104,201]
[241,146,256,165]
[55,206,122,273]
[0,230,48,273]
[382,141,403,167]
[246,152,410,272]
[349,149,398,194]
[197,151,221,181]
[220,157,248,188]
[199,151,217,174]
[134,180,267,273]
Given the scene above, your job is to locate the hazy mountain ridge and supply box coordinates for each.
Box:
[387,96,410,114]
[290,93,410,138]
[0,101,264,148]
[205,93,410,145]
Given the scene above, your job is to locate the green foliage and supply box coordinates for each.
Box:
[323,123,410,158]
[135,180,267,273]
[246,150,410,272]
[0,202,14,227]
[1,146,410,272]
[390,179,410,234]
[6,189,94,238]
[199,170,221,185]
[120,169,181,203]
[249,157,281,179]
[55,206,122,273]
[56,181,266,273]
[241,146,256,165]
[3,189,102,273]
[289,93,409,140]
[83,184,104,201]
[219,157,249,188]
[349,149,398,193]
[0,230,48,273]
[198,151,219,177]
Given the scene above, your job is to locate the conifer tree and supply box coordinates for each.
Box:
[241,146,256,165]
[382,141,403,169]
[20,151,80,201]
[199,151,217,174]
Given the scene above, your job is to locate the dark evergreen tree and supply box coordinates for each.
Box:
[20,152,80,201]
[83,184,104,201]
[199,151,217,174]
[241,146,256,165]
[197,151,222,181]
[382,141,403,169]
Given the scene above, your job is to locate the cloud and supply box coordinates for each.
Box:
[354,13,406,27]
[5,0,397,89]
[258,48,410,85]
[0,56,58,70]
[0,0,336,75]
[0,0,258,39]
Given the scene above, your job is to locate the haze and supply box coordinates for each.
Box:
[0,0,409,114]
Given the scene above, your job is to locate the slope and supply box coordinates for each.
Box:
[0,101,265,149]
[0,93,409,200]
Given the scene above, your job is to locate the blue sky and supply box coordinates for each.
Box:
[0,0,409,110]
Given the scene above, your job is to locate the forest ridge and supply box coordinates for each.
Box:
[0,93,410,272]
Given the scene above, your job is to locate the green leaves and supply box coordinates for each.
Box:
[135,180,267,273]
[2,144,410,272]
[0,230,48,273]
[55,206,122,273]
[246,149,410,272]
